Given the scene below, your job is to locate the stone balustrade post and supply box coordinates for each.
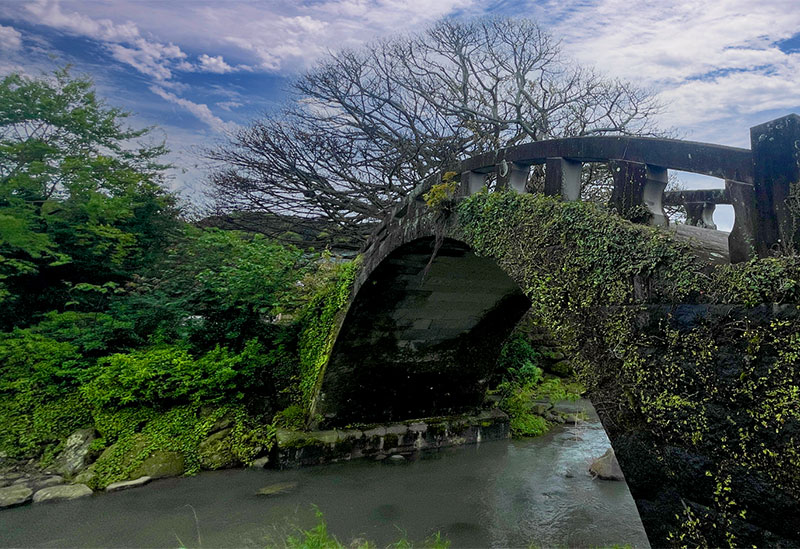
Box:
[727,180,757,263]
[684,202,717,230]
[508,162,531,194]
[609,160,668,226]
[544,157,581,201]
[750,114,800,256]
[461,171,487,196]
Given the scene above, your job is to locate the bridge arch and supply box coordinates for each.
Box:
[315,234,530,427]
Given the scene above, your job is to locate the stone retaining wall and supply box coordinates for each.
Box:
[276,408,509,468]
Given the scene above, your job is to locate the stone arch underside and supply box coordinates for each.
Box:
[316,237,531,427]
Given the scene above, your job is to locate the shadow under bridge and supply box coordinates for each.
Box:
[315,237,530,428]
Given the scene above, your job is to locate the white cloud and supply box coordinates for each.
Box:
[197,54,235,74]
[0,25,23,51]
[201,0,475,71]
[26,0,140,42]
[541,0,800,145]
[217,100,244,111]
[107,39,186,81]
[149,85,239,133]
[552,0,800,84]
[24,0,188,82]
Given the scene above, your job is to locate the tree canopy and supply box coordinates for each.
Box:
[207,17,662,247]
[0,68,179,328]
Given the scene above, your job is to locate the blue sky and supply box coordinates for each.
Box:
[2,0,800,229]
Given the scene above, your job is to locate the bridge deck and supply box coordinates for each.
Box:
[666,224,730,265]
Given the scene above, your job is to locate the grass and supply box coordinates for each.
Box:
[274,509,451,549]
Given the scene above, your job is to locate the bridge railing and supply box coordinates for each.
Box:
[456,114,800,263]
[663,189,729,230]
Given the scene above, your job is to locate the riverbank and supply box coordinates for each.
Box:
[0,400,650,548]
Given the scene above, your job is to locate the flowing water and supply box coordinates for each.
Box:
[0,400,650,548]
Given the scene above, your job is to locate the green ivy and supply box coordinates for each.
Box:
[455,190,800,546]
[296,256,361,416]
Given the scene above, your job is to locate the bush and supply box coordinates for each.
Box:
[496,334,542,389]
[0,330,92,394]
[82,339,269,410]
[29,310,138,354]
[110,227,308,353]
[0,331,93,457]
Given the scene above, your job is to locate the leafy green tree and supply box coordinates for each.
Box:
[0,67,179,328]
[112,227,308,352]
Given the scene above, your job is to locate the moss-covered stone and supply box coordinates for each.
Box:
[129,450,184,480]
[198,428,237,470]
[383,433,398,450]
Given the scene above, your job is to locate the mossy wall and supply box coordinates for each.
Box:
[455,191,800,548]
[298,257,361,421]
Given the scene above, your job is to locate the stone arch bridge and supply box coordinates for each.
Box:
[311,114,800,427]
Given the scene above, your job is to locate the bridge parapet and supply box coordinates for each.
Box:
[456,114,800,262]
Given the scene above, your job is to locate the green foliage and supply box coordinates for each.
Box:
[82,340,268,410]
[281,508,450,549]
[493,332,583,438]
[0,331,93,457]
[709,256,800,306]
[111,227,307,352]
[501,385,551,438]
[531,378,583,404]
[286,509,345,549]
[496,334,542,389]
[0,67,179,329]
[29,310,136,354]
[297,256,361,414]
[87,402,275,488]
[0,330,89,392]
[423,172,459,214]
[273,404,307,429]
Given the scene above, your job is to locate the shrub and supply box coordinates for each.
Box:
[29,310,137,354]
[0,331,93,456]
[82,339,269,410]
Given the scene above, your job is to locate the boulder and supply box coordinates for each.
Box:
[0,485,33,509]
[129,450,184,480]
[589,448,625,481]
[53,429,96,477]
[198,428,237,470]
[249,456,269,469]
[32,484,92,503]
[0,471,23,487]
[30,475,65,491]
[73,465,96,488]
[105,476,151,492]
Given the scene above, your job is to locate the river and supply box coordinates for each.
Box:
[0,400,649,548]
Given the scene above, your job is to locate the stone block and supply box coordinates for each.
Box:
[106,476,152,492]
[53,428,96,477]
[129,450,185,480]
[0,485,33,509]
[33,484,93,503]
[589,448,625,481]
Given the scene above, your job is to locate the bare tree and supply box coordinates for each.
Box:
[207,17,662,247]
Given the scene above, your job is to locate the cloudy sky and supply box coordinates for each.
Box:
[1,0,799,227]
